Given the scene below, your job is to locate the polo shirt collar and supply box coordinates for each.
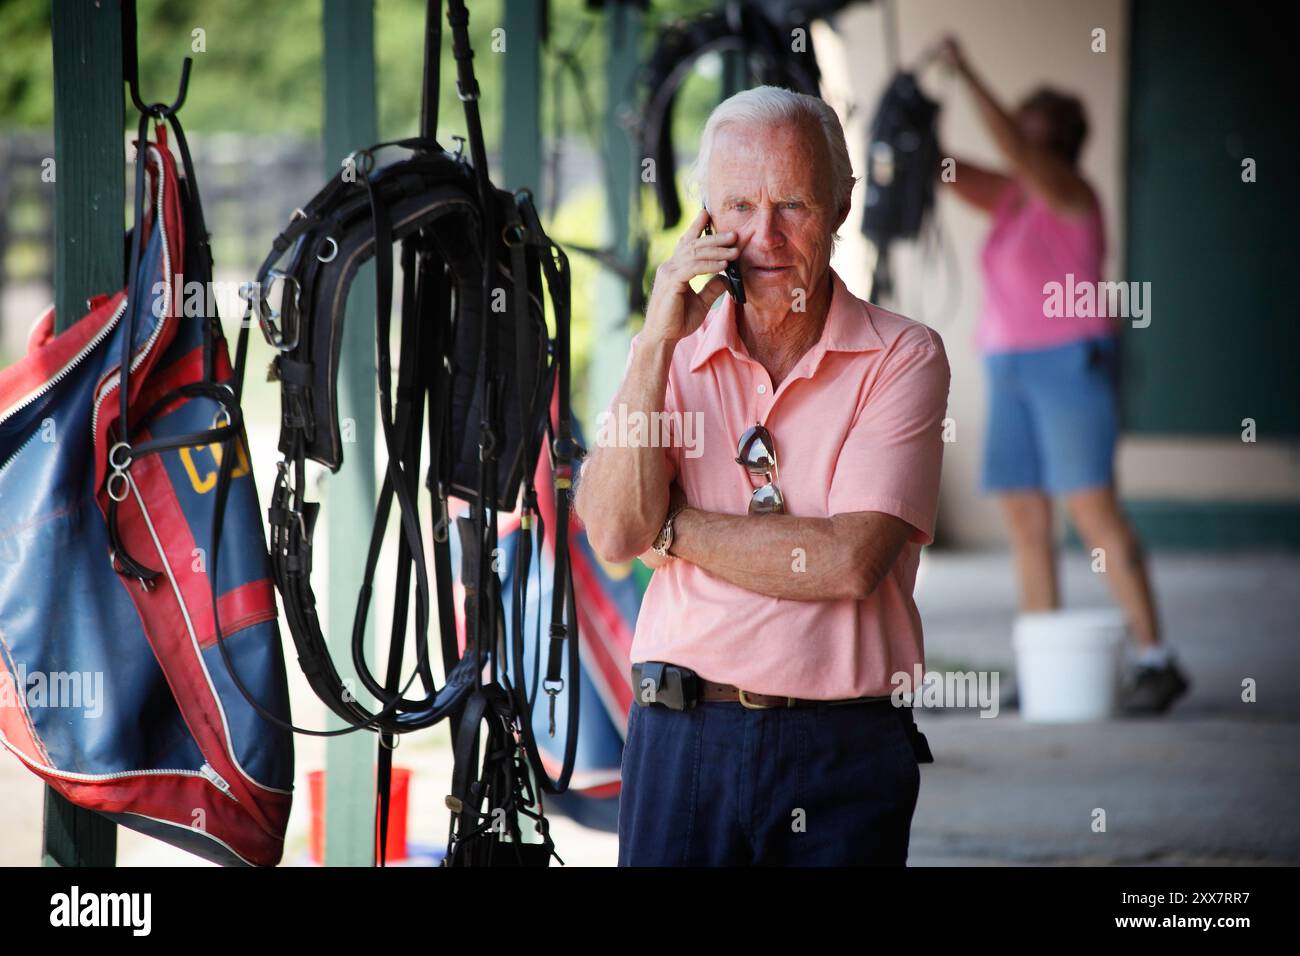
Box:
[687,267,884,373]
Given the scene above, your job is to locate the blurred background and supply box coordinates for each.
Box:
[1,0,1296,866]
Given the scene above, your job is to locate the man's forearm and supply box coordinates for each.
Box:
[573,336,677,561]
[669,507,909,602]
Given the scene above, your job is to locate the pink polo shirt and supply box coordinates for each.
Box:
[628,268,950,699]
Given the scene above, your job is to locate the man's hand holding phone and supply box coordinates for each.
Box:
[641,207,742,346]
[706,221,747,306]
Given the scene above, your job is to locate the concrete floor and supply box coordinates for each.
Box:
[908,549,1300,865]
[2,549,1296,866]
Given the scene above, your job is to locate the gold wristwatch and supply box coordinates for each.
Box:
[652,505,685,558]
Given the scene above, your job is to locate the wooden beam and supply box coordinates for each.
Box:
[586,0,642,425]
[44,0,125,868]
[502,0,542,197]
[321,0,379,867]
[722,48,746,99]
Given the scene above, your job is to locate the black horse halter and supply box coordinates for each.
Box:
[636,0,845,230]
[219,0,583,866]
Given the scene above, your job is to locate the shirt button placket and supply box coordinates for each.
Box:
[752,371,773,424]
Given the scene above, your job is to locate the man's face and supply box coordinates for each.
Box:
[705,118,847,315]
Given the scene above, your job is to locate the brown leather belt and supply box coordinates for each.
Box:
[698,680,894,710]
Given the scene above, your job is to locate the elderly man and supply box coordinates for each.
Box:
[574,86,950,866]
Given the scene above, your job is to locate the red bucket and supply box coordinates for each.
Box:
[308,767,412,864]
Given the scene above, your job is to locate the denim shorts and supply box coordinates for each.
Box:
[618,699,923,866]
[981,336,1119,495]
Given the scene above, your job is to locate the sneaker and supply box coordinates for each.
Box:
[1120,661,1190,715]
[998,679,1019,712]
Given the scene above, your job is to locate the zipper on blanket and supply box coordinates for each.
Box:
[1,730,205,783]
[1,732,241,803]
[199,762,239,801]
[0,143,170,456]
[0,297,129,486]
[0,428,45,483]
[0,298,129,463]
[0,299,125,478]
[90,143,174,443]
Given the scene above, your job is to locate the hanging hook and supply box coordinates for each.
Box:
[122,0,193,119]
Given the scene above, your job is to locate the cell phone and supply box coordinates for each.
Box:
[703,213,746,305]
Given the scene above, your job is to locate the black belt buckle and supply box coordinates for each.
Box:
[631,662,698,711]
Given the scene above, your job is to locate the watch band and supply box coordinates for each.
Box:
[653,505,686,557]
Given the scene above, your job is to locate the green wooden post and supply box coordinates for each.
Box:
[321,0,379,867]
[45,0,124,867]
[721,48,746,99]
[502,0,542,199]
[587,0,642,425]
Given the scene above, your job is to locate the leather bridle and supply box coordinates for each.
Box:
[214,0,582,866]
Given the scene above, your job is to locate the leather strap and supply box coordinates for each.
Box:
[421,0,441,141]
[505,193,581,797]
[697,680,894,709]
[639,4,825,229]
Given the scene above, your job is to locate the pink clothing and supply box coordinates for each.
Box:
[978,181,1115,354]
[627,268,950,699]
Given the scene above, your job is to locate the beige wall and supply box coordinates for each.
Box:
[816,0,1300,547]
[817,0,1129,546]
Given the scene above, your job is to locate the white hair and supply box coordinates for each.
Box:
[688,85,858,241]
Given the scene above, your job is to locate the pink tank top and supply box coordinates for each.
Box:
[978,181,1115,353]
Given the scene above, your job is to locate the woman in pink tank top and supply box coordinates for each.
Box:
[934,36,1188,714]
[978,170,1113,354]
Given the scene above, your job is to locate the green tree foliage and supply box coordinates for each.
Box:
[1,0,749,419]
[1,0,721,144]
[0,0,56,127]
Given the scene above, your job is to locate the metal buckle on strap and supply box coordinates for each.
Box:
[343,147,375,177]
[544,678,564,738]
[108,549,156,593]
[106,441,133,503]
[737,689,797,710]
[432,496,450,543]
[250,271,300,352]
[274,460,310,543]
[502,221,527,246]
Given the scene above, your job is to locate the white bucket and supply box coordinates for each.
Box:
[1012,609,1126,722]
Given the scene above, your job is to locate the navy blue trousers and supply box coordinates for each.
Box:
[618,699,922,866]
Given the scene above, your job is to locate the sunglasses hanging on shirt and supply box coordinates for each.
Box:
[736,423,785,515]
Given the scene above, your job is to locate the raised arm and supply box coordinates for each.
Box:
[941,154,1013,214]
[574,208,736,562]
[939,37,1092,215]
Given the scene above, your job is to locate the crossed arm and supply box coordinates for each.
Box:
[644,507,914,602]
[573,335,916,603]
